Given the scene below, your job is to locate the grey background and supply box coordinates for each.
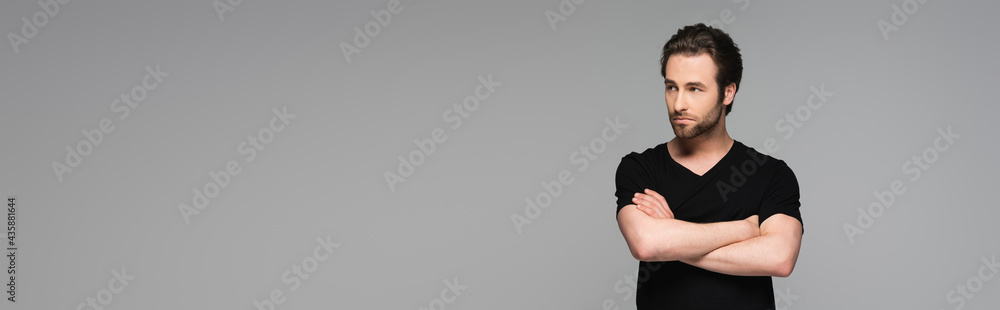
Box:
[2,0,998,309]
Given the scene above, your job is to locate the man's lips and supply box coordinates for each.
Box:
[672,117,694,123]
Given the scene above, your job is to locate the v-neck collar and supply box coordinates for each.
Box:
[666,139,740,178]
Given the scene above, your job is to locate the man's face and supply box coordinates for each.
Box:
[663,53,728,139]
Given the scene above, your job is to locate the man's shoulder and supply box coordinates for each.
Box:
[618,142,667,173]
[734,140,795,178]
[621,142,668,161]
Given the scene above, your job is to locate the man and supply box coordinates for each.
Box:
[615,23,804,309]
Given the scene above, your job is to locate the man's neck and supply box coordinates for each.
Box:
[668,126,734,159]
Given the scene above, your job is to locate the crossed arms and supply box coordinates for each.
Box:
[617,189,802,277]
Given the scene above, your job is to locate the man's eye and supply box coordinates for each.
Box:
[690,88,701,92]
[666,85,677,91]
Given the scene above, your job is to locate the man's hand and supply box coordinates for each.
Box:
[632,189,674,219]
[635,188,759,236]
[680,214,803,277]
[618,188,764,262]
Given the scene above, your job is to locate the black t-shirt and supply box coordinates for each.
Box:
[614,140,803,310]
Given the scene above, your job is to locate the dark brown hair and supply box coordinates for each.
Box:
[660,23,743,115]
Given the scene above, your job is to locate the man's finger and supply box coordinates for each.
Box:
[633,195,659,213]
[635,203,660,218]
[635,196,663,216]
[635,204,655,217]
[637,193,666,211]
[644,189,668,205]
[634,194,668,218]
[643,189,671,216]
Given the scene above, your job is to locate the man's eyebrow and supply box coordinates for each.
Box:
[663,79,708,88]
[686,81,708,88]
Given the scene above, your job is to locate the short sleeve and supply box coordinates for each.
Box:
[758,160,804,233]
[615,153,653,217]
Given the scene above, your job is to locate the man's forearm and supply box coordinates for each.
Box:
[618,205,757,262]
[680,216,802,277]
[679,235,787,277]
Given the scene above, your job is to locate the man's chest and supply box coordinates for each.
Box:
[652,162,772,223]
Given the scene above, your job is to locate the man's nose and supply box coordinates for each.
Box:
[673,91,689,112]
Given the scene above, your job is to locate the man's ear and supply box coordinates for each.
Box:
[723,83,737,106]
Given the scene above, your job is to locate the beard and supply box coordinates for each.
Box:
[672,98,725,139]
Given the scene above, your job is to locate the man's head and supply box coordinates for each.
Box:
[660,23,743,139]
